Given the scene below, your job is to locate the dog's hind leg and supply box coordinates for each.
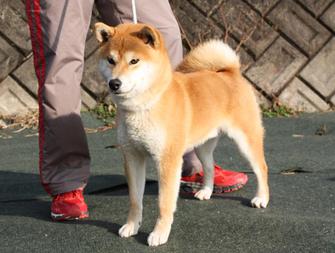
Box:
[194,137,219,200]
[147,150,183,246]
[119,148,146,238]
[225,121,269,208]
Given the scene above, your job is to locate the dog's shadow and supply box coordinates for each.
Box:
[85,181,251,245]
[87,181,251,245]
[95,180,251,208]
[69,219,149,245]
[181,193,251,207]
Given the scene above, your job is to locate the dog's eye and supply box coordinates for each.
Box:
[130,59,139,65]
[107,57,116,65]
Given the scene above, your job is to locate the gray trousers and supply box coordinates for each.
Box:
[26,0,183,195]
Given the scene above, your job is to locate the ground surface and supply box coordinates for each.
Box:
[0,112,334,253]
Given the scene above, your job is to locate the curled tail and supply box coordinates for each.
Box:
[176,40,241,74]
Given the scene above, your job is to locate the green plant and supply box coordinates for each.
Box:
[91,103,116,125]
[261,104,296,118]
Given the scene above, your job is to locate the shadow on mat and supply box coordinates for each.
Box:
[0,169,251,202]
[0,170,251,245]
[0,171,128,201]
[88,180,252,208]
[0,170,151,245]
[69,219,149,245]
[0,171,128,221]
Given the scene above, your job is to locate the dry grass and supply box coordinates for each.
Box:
[0,110,39,131]
[0,106,115,134]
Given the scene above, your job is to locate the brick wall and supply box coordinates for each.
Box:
[0,0,334,116]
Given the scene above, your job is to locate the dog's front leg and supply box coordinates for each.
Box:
[119,148,146,238]
[147,153,183,247]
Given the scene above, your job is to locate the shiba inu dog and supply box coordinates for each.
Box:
[94,22,269,246]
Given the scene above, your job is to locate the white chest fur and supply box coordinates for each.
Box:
[117,111,166,157]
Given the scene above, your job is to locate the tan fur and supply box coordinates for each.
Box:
[95,22,270,247]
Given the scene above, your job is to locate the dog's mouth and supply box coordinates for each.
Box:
[112,90,121,95]
[110,85,136,97]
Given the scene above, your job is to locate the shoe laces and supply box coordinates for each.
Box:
[54,189,83,201]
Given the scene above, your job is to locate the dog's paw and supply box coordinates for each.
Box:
[147,230,170,247]
[194,187,212,200]
[119,223,139,238]
[251,196,269,208]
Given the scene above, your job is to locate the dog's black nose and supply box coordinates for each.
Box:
[109,78,122,92]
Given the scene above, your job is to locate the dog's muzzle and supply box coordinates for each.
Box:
[109,78,122,93]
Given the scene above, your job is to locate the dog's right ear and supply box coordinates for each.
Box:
[132,26,160,49]
[94,22,115,43]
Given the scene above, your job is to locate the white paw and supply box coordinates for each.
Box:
[119,223,139,238]
[194,187,212,200]
[147,230,169,247]
[251,196,269,208]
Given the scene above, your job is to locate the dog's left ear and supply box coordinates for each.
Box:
[94,22,115,43]
[133,26,160,48]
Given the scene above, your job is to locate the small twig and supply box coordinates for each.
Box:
[220,7,231,43]
[105,144,120,149]
[174,9,193,50]
[315,124,327,136]
[13,127,27,133]
[25,133,39,137]
[84,125,114,134]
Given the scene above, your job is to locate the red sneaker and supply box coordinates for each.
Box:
[180,165,248,195]
[51,189,89,221]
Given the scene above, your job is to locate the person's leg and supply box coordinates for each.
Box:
[26,0,94,219]
[96,0,183,68]
[26,0,94,195]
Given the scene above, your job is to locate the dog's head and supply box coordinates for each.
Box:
[94,22,170,101]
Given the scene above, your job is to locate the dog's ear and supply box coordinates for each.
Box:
[94,22,115,43]
[133,26,160,48]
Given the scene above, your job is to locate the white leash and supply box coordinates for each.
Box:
[131,0,138,24]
